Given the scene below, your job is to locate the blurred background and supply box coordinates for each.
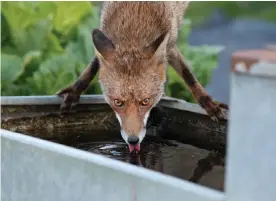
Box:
[1,1,276,104]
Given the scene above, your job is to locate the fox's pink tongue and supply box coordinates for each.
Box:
[128,144,140,153]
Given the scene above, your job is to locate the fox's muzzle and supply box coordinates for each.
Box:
[120,123,145,154]
[114,104,150,153]
[121,115,145,153]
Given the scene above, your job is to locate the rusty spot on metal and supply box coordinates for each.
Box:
[231,49,276,73]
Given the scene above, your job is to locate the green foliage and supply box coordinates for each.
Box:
[186,2,276,26]
[166,19,223,102]
[1,2,101,96]
[1,1,222,103]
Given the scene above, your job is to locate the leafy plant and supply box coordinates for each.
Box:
[1,1,223,103]
[166,19,223,102]
[1,1,101,96]
[185,2,276,26]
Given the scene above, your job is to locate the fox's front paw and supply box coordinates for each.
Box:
[56,86,80,112]
[198,95,228,121]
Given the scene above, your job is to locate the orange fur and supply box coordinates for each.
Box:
[57,1,227,148]
[93,2,190,139]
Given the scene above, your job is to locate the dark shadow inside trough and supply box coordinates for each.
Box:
[1,96,227,192]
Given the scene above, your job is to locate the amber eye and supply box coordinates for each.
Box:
[114,99,124,107]
[141,98,150,106]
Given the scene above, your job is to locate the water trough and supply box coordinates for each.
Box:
[1,94,227,201]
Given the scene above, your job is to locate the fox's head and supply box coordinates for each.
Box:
[92,29,168,153]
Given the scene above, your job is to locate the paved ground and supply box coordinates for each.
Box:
[188,10,276,104]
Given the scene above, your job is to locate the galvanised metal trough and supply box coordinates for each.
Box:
[2,50,276,201]
[1,95,227,201]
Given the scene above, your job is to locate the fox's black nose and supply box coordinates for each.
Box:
[127,136,139,145]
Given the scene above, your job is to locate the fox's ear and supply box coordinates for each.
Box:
[144,33,169,63]
[92,29,115,60]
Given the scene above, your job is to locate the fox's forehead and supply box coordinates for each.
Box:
[99,67,165,101]
[98,49,166,100]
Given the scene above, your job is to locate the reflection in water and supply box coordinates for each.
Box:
[74,139,165,171]
[188,151,225,183]
[72,137,225,191]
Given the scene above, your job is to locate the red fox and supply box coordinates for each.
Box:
[57,2,227,153]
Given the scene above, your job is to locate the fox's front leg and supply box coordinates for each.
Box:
[168,47,227,121]
[56,57,99,111]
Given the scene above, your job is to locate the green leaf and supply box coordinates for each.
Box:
[1,54,24,88]
[1,2,37,32]
[77,24,94,64]
[34,2,57,19]
[10,20,52,56]
[43,32,64,59]
[1,14,11,45]
[26,53,78,95]
[80,6,100,28]
[53,2,92,34]
[14,51,42,84]
[65,41,83,61]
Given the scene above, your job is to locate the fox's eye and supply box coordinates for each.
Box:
[114,99,124,107]
[141,98,150,106]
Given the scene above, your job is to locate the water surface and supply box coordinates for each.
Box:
[62,134,225,191]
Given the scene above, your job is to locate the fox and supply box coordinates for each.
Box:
[56,1,228,153]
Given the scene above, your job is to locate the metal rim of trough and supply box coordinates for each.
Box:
[1,95,214,117]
